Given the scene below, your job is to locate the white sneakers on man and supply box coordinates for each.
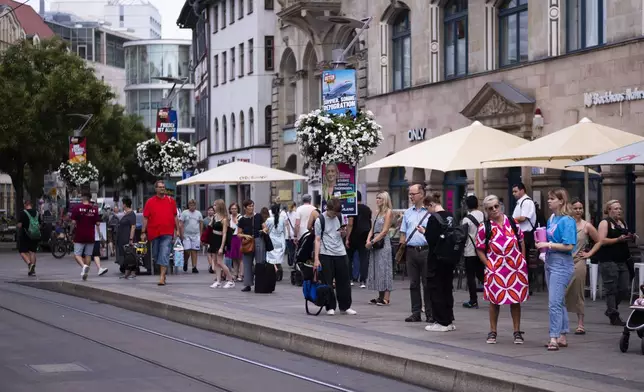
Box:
[326,308,357,316]
[98,268,108,276]
[425,323,456,332]
[81,265,89,281]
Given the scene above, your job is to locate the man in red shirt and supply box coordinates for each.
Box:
[71,194,101,281]
[141,180,179,286]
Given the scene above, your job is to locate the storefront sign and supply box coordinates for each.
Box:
[322,69,357,116]
[408,128,427,142]
[156,108,178,144]
[69,136,87,163]
[216,157,250,166]
[584,88,644,107]
[321,162,357,216]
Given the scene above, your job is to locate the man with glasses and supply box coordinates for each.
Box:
[141,180,179,286]
[512,183,537,293]
[400,184,433,323]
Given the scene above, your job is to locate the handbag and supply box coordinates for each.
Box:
[262,231,274,252]
[395,210,431,264]
[241,215,256,254]
[371,213,385,250]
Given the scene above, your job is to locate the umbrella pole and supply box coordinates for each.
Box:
[584,167,590,221]
[475,169,482,198]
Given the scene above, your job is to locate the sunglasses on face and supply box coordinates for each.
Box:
[487,204,500,212]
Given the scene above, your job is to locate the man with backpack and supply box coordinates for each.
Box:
[313,197,357,316]
[462,195,485,309]
[512,183,537,293]
[345,191,372,287]
[17,200,40,276]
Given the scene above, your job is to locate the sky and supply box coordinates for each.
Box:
[43,0,192,39]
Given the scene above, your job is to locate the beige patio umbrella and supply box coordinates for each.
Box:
[360,121,590,195]
[177,161,307,203]
[483,117,644,219]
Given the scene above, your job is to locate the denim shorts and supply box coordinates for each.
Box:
[151,235,173,266]
[74,243,94,257]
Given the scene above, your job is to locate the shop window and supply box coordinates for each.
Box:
[392,9,411,91]
[499,0,528,67]
[443,170,467,219]
[444,0,468,79]
[389,167,408,210]
[566,0,606,52]
[561,168,603,226]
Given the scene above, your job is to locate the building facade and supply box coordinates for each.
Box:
[50,0,162,39]
[274,0,644,231]
[45,13,134,105]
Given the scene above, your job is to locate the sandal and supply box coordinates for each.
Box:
[546,341,559,351]
[574,327,586,335]
[486,332,497,344]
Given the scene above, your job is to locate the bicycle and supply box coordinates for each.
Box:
[51,232,73,259]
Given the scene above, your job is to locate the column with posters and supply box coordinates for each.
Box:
[321,69,358,216]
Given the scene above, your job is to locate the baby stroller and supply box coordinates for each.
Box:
[619,285,644,355]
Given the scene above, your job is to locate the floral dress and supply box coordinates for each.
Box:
[475,215,529,305]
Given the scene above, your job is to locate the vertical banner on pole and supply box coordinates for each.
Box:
[322,69,358,116]
[156,108,178,144]
[69,136,87,163]
[321,162,358,216]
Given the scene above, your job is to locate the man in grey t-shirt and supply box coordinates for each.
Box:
[314,197,356,316]
[179,200,203,273]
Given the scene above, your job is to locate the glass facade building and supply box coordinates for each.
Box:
[124,40,195,139]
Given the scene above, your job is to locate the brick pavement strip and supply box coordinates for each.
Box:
[2,254,643,392]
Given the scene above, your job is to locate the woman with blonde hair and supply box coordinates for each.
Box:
[595,199,633,326]
[208,199,235,289]
[475,195,527,345]
[536,188,577,351]
[366,191,394,305]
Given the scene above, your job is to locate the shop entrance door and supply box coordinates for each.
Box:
[444,170,468,220]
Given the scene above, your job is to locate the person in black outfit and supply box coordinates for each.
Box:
[419,192,456,332]
[345,191,372,286]
[17,200,39,276]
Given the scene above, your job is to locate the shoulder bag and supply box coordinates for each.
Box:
[241,215,255,254]
[371,213,385,250]
[395,210,431,264]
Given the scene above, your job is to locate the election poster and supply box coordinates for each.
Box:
[321,162,357,216]
[69,136,87,163]
[322,69,357,117]
[156,108,178,144]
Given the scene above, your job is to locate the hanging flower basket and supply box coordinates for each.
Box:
[295,109,383,171]
[136,138,198,177]
[57,161,99,187]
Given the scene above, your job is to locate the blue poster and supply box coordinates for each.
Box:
[322,69,357,116]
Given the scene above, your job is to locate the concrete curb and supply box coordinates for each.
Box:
[17,280,611,392]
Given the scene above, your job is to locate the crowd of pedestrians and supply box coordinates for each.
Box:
[15,178,641,350]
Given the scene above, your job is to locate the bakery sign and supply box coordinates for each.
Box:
[584,87,644,107]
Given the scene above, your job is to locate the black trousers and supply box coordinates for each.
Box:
[427,260,454,327]
[347,246,369,282]
[523,230,535,292]
[320,254,352,311]
[464,256,484,303]
[406,247,431,318]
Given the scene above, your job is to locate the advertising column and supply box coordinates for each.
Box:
[321,69,358,216]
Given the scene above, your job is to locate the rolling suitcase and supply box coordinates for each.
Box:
[255,262,277,294]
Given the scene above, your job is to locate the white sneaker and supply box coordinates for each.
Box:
[81,265,89,281]
[448,324,456,331]
[210,281,222,288]
[326,309,335,316]
[350,282,354,286]
[360,284,366,289]
[425,323,450,332]
[98,268,108,276]
[223,281,235,289]
[342,308,357,315]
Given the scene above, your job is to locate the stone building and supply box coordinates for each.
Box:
[274,0,644,230]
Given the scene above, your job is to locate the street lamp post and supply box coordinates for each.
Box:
[316,16,372,69]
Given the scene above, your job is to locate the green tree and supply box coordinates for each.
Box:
[0,38,113,213]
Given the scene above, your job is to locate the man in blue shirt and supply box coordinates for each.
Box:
[400,184,432,323]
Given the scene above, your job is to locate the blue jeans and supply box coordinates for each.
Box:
[545,252,574,338]
[151,235,173,267]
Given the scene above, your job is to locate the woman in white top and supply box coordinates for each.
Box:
[266,203,286,271]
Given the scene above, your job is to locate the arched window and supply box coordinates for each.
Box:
[239,110,245,147]
[214,118,219,152]
[231,113,236,149]
[248,107,255,146]
[392,9,411,91]
[499,0,528,67]
[264,105,272,145]
[388,167,408,209]
[444,0,468,78]
[222,115,228,152]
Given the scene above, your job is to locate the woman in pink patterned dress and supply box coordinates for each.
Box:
[475,195,528,345]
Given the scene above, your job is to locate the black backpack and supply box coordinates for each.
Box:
[296,230,315,263]
[432,213,467,265]
[483,215,520,253]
